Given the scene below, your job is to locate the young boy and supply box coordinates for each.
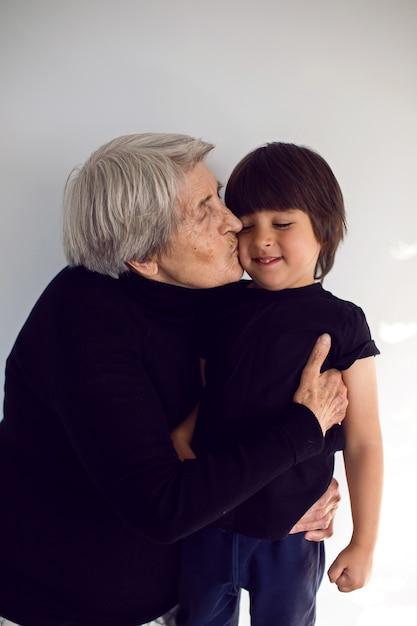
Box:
[172,143,383,626]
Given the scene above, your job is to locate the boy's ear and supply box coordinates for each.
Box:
[126,259,159,278]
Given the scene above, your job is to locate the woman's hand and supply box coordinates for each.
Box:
[289,478,341,541]
[294,334,348,434]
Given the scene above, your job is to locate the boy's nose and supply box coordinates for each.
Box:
[255,230,273,247]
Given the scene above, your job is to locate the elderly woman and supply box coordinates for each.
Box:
[0,134,346,626]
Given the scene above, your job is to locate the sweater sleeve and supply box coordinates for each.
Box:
[60,303,324,544]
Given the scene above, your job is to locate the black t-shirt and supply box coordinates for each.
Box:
[195,281,379,539]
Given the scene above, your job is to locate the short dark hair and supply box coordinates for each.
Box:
[225,142,347,280]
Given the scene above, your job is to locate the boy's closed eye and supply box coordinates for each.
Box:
[239,221,292,232]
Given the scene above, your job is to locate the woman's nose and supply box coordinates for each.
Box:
[220,205,242,234]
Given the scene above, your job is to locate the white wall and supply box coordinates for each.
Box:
[1,0,416,623]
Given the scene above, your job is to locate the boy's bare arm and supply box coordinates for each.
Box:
[327,357,383,592]
[171,358,205,461]
[170,405,198,461]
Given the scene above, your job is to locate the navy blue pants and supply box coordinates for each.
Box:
[177,528,325,626]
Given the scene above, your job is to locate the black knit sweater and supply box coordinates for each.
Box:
[0,267,324,625]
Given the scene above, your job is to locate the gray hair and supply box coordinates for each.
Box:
[62,133,214,277]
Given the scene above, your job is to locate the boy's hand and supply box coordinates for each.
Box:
[328,542,373,592]
[170,408,198,461]
[170,424,196,461]
[171,438,196,461]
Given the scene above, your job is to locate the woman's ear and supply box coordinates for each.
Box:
[126,259,159,278]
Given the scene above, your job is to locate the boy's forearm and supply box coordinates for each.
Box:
[344,442,384,551]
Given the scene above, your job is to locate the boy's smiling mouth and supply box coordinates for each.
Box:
[253,256,283,265]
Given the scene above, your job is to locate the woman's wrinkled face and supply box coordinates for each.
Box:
[154,162,243,288]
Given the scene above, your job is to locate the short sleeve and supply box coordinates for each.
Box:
[329,305,380,371]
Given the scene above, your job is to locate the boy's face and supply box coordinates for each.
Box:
[237,209,321,291]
